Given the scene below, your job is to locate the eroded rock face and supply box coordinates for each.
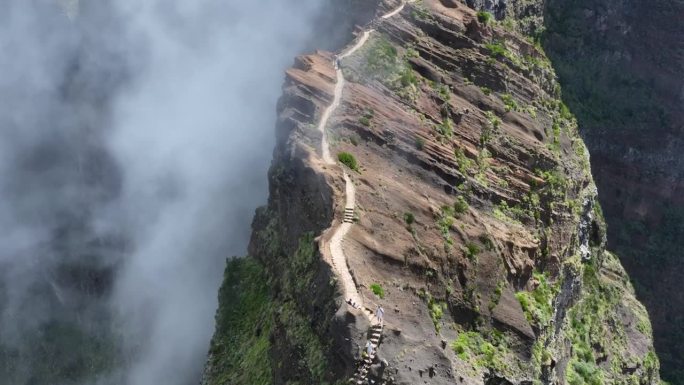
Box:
[202,1,661,384]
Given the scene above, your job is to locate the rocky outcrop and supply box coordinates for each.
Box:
[202,1,662,384]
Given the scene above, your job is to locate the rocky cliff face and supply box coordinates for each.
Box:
[542,1,684,382]
[202,1,661,384]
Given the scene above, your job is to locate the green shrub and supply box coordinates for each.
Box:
[452,332,476,359]
[463,242,480,261]
[454,148,474,174]
[477,11,493,25]
[501,93,519,112]
[485,41,508,58]
[415,137,425,150]
[359,109,374,127]
[485,110,502,129]
[337,152,359,171]
[515,272,557,327]
[428,298,446,331]
[484,41,520,66]
[438,206,455,243]
[404,212,415,225]
[370,283,385,299]
[363,37,419,101]
[436,118,453,139]
[400,67,418,87]
[479,235,495,251]
[451,330,508,371]
[454,196,469,215]
[438,84,451,101]
[365,38,398,75]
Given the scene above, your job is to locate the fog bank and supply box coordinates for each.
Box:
[0,0,324,384]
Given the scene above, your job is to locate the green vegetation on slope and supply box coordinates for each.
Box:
[452,330,510,373]
[205,257,273,385]
[515,272,558,328]
[338,152,359,171]
[361,36,419,101]
[560,253,660,385]
[248,207,340,384]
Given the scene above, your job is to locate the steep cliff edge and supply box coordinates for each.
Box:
[202,1,661,384]
[542,1,684,381]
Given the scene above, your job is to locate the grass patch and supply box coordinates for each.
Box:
[481,111,500,146]
[429,300,447,332]
[515,272,558,328]
[560,253,660,384]
[363,36,419,101]
[484,40,523,68]
[370,283,385,299]
[436,118,454,139]
[485,41,508,58]
[463,242,480,261]
[477,11,493,25]
[454,148,474,175]
[437,205,455,249]
[453,196,469,215]
[501,93,519,112]
[437,84,451,101]
[207,257,273,385]
[359,109,374,127]
[451,330,509,372]
[337,152,359,171]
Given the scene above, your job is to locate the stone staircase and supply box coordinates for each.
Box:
[349,322,384,385]
[344,207,355,223]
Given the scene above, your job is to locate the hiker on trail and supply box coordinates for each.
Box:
[365,340,374,356]
[375,305,385,322]
[347,298,358,309]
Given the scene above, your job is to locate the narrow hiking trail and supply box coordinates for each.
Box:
[317,30,371,166]
[316,28,373,318]
[314,3,407,383]
[381,2,406,19]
